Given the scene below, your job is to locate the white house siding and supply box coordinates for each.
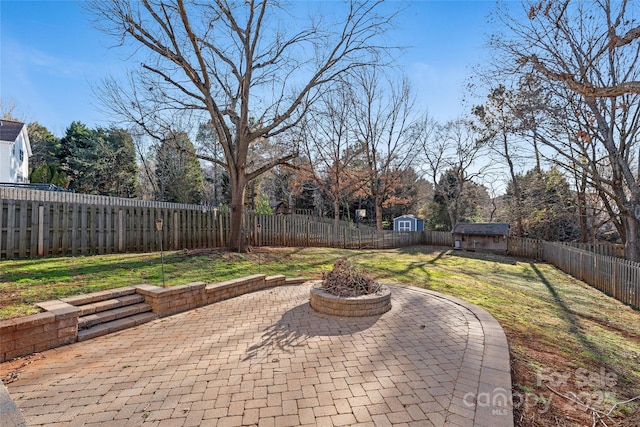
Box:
[0,122,31,183]
[0,142,13,182]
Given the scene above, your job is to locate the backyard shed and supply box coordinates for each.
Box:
[393,215,424,232]
[269,201,289,215]
[452,223,509,254]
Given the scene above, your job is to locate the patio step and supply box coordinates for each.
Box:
[61,287,137,306]
[77,312,158,342]
[63,287,158,341]
[78,302,154,330]
[76,294,146,317]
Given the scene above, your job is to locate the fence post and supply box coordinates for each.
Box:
[118,209,124,252]
[173,211,179,250]
[38,205,44,256]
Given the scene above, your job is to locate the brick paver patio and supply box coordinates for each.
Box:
[1,283,513,426]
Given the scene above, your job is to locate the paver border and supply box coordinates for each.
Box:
[398,285,514,427]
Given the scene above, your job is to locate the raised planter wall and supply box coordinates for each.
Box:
[0,274,304,363]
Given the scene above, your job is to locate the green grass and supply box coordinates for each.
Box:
[1,246,639,425]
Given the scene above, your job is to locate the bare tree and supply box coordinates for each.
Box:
[88,0,396,251]
[418,117,490,229]
[473,86,528,236]
[300,81,366,226]
[350,68,418,230]
[491,0,640,260]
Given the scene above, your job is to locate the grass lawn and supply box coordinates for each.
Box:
[1,246,639,426]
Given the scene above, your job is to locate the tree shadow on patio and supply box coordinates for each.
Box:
[243,301,382,362]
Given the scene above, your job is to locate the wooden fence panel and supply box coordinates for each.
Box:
[559,242,625,258]
[538,243,639,309]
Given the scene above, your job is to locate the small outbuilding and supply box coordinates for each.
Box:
[452,223,509,254]
[393,215,424,232]
[269,201,289,215]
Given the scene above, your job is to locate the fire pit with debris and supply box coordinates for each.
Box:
[309,259,391,317]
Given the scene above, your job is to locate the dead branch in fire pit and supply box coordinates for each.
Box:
[321,258,381,297]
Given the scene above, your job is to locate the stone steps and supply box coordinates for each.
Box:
[77,312,158,342]
[78,302,154,330]
[63,288,157,342]
[77,294,146,317]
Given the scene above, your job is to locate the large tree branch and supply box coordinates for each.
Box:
[527,54,640,96]
[614,24,640,48]
[247,152,298,181]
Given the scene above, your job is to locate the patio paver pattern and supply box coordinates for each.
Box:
[1,283,513,427]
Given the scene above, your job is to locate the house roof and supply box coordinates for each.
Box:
[0,119,26,143]
[452,223,510,236]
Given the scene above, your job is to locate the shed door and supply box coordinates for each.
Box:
[397,220,412,232]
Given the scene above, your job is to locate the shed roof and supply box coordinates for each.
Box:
[452,223,509,236]
[394,215,421,221]
[0,119,25,143]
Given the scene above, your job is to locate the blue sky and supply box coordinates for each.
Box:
[1,0,498,137]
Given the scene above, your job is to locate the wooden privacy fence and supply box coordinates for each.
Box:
[508,237,545,259]
[541,242,640,310]
[250,213,451,250]
[508,237,625,260]
[1,188,637,309]
[0,199,229,259]
[508,237,638,309]
[0,193,452,259]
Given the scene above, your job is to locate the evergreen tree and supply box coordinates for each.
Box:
[54,122,138,195]
[58,121,93,190]
[27,122,60,172]
[29,164,69,188]
[27,122,70,188]
[505,168,578,241]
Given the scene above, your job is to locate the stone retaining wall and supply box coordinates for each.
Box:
[0,275,305,363]
[309,283,392,317]
[0,301,79,363]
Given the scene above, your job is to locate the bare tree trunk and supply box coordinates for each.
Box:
[624,211,640,262]
[333,199,340,227]
[228,173,246,252]
[503,132,523,237]
[577,173,589,243]
[375,200,383,231]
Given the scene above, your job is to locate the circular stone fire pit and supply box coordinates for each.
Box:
[310,281,391,317]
